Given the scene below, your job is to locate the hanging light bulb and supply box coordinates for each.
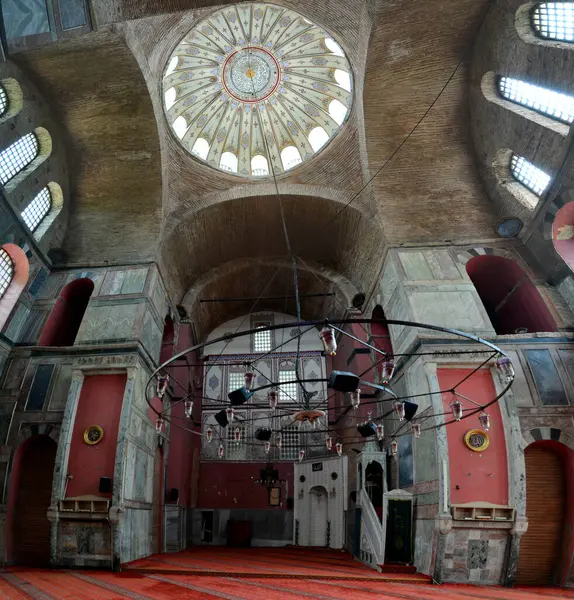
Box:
[496,357,515,382]
[298,449,305,462]
[268,389,279,409]
[264,441,271,454]
[326,435,333,451]
[319,326,337,355]
[244,369,255,391]
[412,423,421,438]
[381,359,395,384]
[218,444,224,459]
[276,432,282,449]
[226,407,235,423]
[478,412,491,431]
[234,427,241,443]
[390,439,398,456]
[157,374,169,398]
[335,442,343,457]
[349,388,361,410]
[206,426,213,443]
[393,400,406,421]
[450,398,463,421]
[376,423,384,441]
[184,399,193,418]
[156,417,164,433]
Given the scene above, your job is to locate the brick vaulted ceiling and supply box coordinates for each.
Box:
[12,0,502,337]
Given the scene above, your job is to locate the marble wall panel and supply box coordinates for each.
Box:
[48,363,73,411]
[77,303,138,343]
[99,271,126,296]
[140,308,162,363]
[19,309,48,344]
[0,402,16,444]
[426,249,464,281]
[3,358,29,390]
[37,273,66,300]
[399,251,434,281]
[150,271,168,320]
[121,269,148,295]
[3,303,30,342]
[413,518,435,575]
[122,507,153,563]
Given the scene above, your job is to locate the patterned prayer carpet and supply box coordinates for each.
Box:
[0,548,571,599]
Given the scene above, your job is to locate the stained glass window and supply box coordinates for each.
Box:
[0,85,7,117]
[532,2,574,41]
[279,370,297,402]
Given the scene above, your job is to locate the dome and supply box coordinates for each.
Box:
[162,3,353,178]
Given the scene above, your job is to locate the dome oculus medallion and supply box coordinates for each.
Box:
[162,3,353,177]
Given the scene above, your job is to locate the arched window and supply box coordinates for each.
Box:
[329,99,348,125]
[498,76,574,124]
[510,154,551,196]
[0,133,39,185]
[251,154,269,176]
[334,69,352,92]
[308,126,329,152]
[532,3,574,41]
[164,87,177,111]
[325,38,345,57]
[172,116,187,139]
[0,247,14,300]
[220,151,238,173]
[192,137,210,160]
[0,84,7,117]
[39,278,95,346]
[466,255,557,334]
[281,146,302,170]
[21,186,52,232]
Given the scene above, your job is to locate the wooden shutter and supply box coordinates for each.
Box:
[515,445,565,585]
[14,437,57,566]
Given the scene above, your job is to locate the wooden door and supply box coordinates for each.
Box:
[516,445,565,585]
[13,437,57,566]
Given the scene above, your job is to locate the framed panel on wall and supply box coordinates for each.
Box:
[268,486,281,507]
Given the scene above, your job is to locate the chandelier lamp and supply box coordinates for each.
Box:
[146,318,516,459]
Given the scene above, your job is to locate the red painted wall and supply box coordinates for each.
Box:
[438,368,508,506]
[66,374,126,498]
[553,203,574,270]
[198,462,294,509]
[466,255,556,334]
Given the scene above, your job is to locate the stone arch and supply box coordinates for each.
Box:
[16,423,60,446]
[522,427,573,451]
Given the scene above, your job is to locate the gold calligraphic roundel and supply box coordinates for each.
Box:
[83,425,104,445]
[464,429,489,452]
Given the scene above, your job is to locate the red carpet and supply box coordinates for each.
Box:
[0,548,571,599]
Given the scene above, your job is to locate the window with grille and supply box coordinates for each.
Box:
[532,3,574,41]
[510,154,551,196]
[253,325,272,352]
[279,370,297,402]
[228,371,245,393]
[0,248,14,300]
[21,186,52,232]
[226,421,248,460]
[0,133,39,185]
[0,85,7,117]
[498,76,574,124]
[280,425,300,461]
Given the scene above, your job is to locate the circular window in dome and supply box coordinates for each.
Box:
[162,3,353,178]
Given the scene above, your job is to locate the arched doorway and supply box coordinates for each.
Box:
[365,461,384,522]
[11,436,57,565]
[39,278,94,346]
[516,443,567,585]
[151,446,164,554]
[309,485,329,547]
[466,255,556,335]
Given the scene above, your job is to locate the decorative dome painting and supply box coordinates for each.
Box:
[162,3,353,177]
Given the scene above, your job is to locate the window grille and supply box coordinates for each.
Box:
[0,248,14,300]
[228,371,245,393]
[0,133,39,185]
[498,76,574,124]
[510,154,552,196]
[226,421,248,460]
[21,186,52,232]
[0,85,7,117]
[532,2,574,41]
[253,325,272,352]
[279,370,298,402]
[280,425,300,461]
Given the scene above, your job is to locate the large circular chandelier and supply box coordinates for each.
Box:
[146,318,515,460]
[162,3,354,177]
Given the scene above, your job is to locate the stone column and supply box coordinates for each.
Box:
[433,513,453,583]
[503,516,528,587]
